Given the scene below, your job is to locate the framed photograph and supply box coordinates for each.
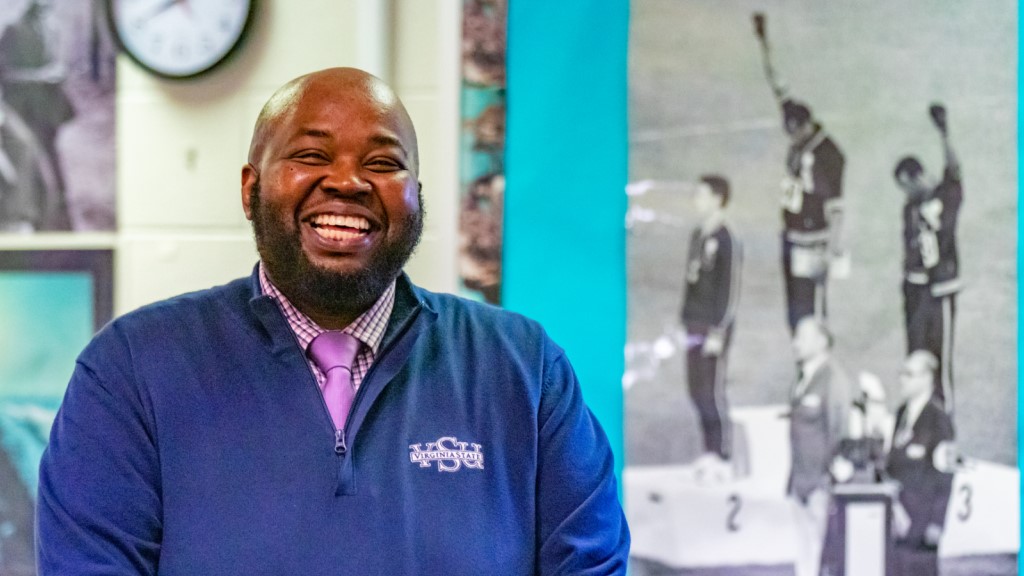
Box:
[0,249,112,574]
[625,2,1018,574]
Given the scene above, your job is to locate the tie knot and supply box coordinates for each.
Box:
[308,331,361,373]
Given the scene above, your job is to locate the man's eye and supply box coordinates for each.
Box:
[367,159,402,171]
[294,151,329,163]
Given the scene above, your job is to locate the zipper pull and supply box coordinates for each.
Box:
[335,429,347,454]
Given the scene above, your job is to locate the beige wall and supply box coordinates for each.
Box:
[86,0,457,315]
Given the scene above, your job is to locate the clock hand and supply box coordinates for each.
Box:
[143,0,185,22]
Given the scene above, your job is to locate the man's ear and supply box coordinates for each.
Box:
[241,163,257,220]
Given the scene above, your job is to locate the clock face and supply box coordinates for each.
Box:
[108,0,255,79]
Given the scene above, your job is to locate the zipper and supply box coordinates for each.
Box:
[334,301,423,446]
[335,428,347,454]
[281,298,425,458]
[282,328,341,447]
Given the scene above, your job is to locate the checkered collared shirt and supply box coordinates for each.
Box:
[258,263,394,390]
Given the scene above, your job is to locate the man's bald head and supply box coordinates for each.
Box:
[900,349,938,401]
[906,350,939,377]
[247,67,419,173]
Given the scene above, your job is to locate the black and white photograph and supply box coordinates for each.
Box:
[625,2,1018,575]
[0,0,116,232]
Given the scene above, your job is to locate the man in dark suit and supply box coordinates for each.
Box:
[787,316,850,576]
[886,350,955,576]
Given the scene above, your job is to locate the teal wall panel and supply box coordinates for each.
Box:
[504,0,630,471]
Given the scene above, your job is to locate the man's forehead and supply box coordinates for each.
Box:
[795,319,821,337]
[289,76,408,128]
[294,69,400,111]
[905,354,928,372]
[277,103,411,149]
[250,68,418,166]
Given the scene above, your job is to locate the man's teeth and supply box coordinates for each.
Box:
[308,214,371,240]
[314,227,365,241]
[310,214,370,230]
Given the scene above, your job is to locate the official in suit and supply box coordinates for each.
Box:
[886,350,955,576]
[787,316,850,576]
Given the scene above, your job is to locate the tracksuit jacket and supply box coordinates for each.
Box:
[37,268,629,575]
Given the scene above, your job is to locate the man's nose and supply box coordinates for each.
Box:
[322,161,372,195]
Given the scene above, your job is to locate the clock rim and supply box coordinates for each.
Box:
[105,0,258,80]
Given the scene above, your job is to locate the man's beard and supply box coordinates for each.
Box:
[250,178,424,318]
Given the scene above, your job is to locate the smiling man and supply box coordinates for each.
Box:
[36,68,629,575]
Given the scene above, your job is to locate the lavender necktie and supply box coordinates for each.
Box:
[308,331,361,430]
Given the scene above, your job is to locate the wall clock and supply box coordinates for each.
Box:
[107,0,256,79]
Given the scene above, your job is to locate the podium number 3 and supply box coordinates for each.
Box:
[727,493,742,532]
[957,484,972,522]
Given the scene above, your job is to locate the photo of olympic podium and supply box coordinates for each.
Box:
[625,406,1019,575]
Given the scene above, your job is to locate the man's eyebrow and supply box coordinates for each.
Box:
[296,128,331,139]
[293,130,406,153]
[368,134,407,151]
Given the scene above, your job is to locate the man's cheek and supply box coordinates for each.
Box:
[404,184,422,210]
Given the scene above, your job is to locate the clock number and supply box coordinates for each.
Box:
[726,493,742,532]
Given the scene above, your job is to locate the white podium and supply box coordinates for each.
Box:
[827,482,899,576]
[626,405,1019,571]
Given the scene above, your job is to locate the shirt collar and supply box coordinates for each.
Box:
[257,262,394,355]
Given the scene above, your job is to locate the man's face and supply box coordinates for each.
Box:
[899,355,934,399]
[241,77,423,319]
[786,119,812,143]
[792,318,826,363]
[692,183,720,218]
[896,171,930,199]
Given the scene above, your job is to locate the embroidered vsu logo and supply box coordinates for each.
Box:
[409,436,484,472]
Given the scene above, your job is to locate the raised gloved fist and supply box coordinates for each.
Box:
[929,102,948,134]
[753,13,766,39]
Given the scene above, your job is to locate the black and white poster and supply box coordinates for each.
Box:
[625,2,1017,575]
[0,0,116,232]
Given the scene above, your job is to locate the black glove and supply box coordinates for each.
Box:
[753,13,766,40]
[929,103,948,135]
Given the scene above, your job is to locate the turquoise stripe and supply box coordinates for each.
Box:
[504,0,629,473]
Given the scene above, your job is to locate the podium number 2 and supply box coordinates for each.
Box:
[957,484,972,522]
[727,493,742,532]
